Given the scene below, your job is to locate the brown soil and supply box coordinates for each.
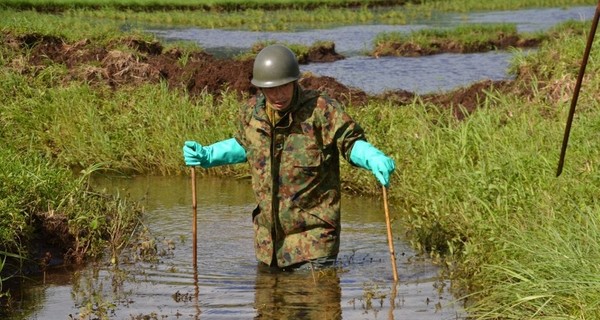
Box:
[5,31,519,118]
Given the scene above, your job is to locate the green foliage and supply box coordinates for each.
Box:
[417,0,596,12]
[0,9,151,43]
[0,148,71,252]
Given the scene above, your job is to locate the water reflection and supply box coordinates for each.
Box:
[255,266,342,319]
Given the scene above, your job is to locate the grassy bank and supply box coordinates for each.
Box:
[1,0,596,31]
[372,23,545,57]
[0,0,594,11]
[0,149,144,305]
[0,13,145,307]
[2,3,600,319]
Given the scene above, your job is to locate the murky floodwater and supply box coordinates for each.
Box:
[147,5,595,94]
[11,176,464,319]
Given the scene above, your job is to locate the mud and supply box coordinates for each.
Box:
[5,31,520,119]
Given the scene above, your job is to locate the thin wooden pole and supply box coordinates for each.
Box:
[557,0,600,176]
[193,266,200,318]
[191,167,200,317]
[382,186,399,283]
[191,167,198,270]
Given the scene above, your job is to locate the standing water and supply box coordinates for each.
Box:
[11,176,464,319]
[147,5,595,94]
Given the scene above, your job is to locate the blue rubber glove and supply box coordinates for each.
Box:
[183,138,247,168]
[350,140,395,187]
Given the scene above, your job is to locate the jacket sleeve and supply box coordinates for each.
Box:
[316,95,366,162]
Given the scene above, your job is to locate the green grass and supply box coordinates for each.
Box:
[0,0,401,10]
[2,2,600,318]
[2,0,596,32]
[417,0,596,12]
[0,0,594,11]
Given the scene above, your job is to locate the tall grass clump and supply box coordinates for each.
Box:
[0,147,144,263]
[1,62,245,176]
[453,19,600,319]
[1,68,145,300]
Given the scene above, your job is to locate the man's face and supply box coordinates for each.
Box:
[262,82,294,111]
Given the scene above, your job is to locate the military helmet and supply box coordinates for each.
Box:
[251,44,300,88]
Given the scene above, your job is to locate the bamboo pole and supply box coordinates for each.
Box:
[191,167,198,269]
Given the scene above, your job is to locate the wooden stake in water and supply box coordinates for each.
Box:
[190,167,201,318]
[383,186,399,283]
[191,167,198,270]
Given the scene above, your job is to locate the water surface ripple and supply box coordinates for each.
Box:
[19,176,464,319]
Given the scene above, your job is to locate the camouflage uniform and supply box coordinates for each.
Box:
[235,84,365,268]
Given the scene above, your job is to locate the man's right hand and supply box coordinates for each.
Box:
[183,141,207,166]
[182,138,247,168]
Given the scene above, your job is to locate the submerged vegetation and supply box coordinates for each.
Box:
[1,0,600,318]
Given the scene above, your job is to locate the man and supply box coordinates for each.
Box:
[183,44,395,270]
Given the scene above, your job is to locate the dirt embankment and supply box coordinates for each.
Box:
[4,31,522,118]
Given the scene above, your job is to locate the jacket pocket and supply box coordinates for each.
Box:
[281,147,323,187]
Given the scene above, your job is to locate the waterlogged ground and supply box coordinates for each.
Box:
[148,5,595,94]
[11,176,464,319]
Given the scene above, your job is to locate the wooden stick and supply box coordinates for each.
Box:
[191,167,200,315]
[382,186,399,283]
[556,0,600,176]
[191,167,198,270]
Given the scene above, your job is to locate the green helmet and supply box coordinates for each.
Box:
[251,44,300,88]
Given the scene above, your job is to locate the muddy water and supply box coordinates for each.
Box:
[147,5,595,94]
[13,176,464,319]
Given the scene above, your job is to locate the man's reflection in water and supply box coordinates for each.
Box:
[254,264,342,320]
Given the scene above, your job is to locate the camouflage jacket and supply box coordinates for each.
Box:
[235,85,365,267]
